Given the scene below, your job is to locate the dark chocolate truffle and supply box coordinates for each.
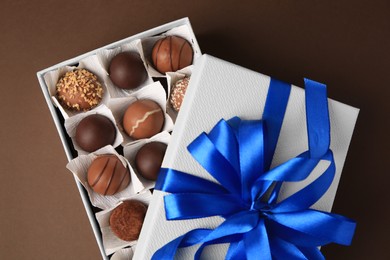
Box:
[75,114,116,152]
[170,77,190,112]
[135,142,167,181]
[87,155,130,196]
[123,100,164,140]
[110,200,147,241]
[151,36,193,73]
[56,69,104,111]
[109,52,147,89]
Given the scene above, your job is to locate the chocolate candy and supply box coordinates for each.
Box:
[135,142,167,181]
[109,200,147,241]
[123,100,164,140]
[109,52,147,89]
[75,114,116,152]
[87,155,130,195]
[170,77,190,112]
[56,69,103,111]
[151,36,193,73]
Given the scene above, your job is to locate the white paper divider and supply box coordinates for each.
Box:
[110,247,135,260]
[66,145,145,210]
[95,191,152,256]
[107,81,174,146]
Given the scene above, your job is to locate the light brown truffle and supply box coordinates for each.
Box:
[56,69,104,111]
[87,155,130,196]
[123,100,164,140]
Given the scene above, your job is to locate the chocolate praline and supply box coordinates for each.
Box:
[87,155,131,196]
[75,114,116,152]
[151,36,193,73]
[109,200,147,241]
[109,52,147,89]
[135,142,167,181]
[123,100,164,140]
[170,77,190,112]
[56,69,104,111]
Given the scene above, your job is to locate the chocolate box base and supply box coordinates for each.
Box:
[37,18,201,259]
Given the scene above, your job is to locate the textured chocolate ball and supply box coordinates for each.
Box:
[109,52,147,89]
[170,77,190,112]
[110,200,147,241]
[75,114,116,152]
[87,155,131,196]
[123,100,164,140]
[151,36,193,73]
[56,69,104,111]
[135,142,167,181]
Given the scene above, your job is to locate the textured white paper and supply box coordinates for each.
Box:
[63,105,123,155]
[134,55,359,259]
[140,25,202,77]
[110,247,135,260]
[96,191,152,255]
[107,82,174,146]
[66,145,145,210]
[123,131,171,190]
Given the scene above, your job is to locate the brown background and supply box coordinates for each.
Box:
[0,0,389,259]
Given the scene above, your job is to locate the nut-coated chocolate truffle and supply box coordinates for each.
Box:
[170,77,190,112]
[87,155,130,196]
[56,69,104,111]
[151,36,193,73]
[135,142,167,181]
[109,52,147,90]
[123,100,164,140]
[110,200,147,241]
[75,114,116,152]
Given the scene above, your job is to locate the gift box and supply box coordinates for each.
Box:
[36,18,201,259]
[134,54,359,259]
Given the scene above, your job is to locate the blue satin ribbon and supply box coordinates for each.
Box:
[153,78,356,259]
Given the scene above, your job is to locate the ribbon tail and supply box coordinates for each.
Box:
[297,246,325,260]
[226,240,247,260]
[244,218,272,260]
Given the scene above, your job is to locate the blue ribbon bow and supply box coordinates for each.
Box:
[153,78,356,259]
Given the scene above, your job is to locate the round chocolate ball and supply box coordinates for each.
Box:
[151,36,193,73]
[87,155,131,196]
[75,114,116,152]
[123,100,164,140]
[109,200,147,241]
[109,52,147,89]
[56,69,104,111]
[135,142,167,181]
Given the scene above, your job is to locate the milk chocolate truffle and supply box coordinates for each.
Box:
[151,36,193,73]
[123,100,164,140]
[110,200,147,241]
[56,69,103,111]
[87,155,130,196]
[135,142,167,181]
[75,114,116,152]
[170,77,190,112]
[109,52,147,90]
